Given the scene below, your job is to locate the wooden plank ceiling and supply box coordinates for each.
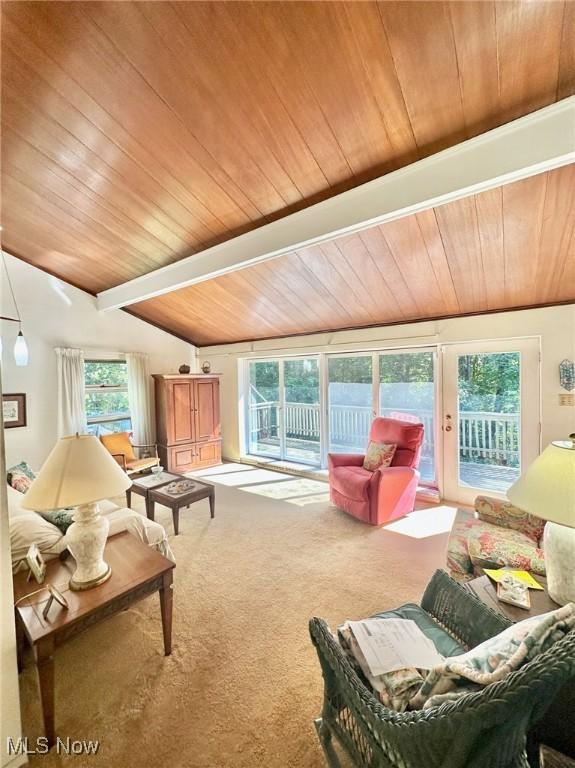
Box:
[132,165,575,345]
[1,1,574,345]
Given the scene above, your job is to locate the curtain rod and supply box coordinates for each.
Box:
[205,331,440,357]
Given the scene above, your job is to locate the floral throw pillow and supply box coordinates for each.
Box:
[7,461,36,494]
[363,442,397,472]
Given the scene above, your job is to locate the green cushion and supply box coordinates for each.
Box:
[39,508,75,535]
[372,603,465,658]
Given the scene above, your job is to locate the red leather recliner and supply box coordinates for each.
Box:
[328,417,424,526]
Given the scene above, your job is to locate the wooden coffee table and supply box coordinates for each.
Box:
[126,470,183,517]
[13,532,175,747]
[148,477,215,535]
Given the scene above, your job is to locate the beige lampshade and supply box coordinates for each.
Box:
[22,434,131,511]
[507,443,575,528]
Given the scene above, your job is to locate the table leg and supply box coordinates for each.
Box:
[15,614,25,672]
[35,637,56,747]
[147,498,155,521]
[159,572,173,656]
[209,491,215,519]
[172,507,179,536]
[126,488,132,509]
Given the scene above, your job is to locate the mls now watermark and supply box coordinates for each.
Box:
[7,736,100,755]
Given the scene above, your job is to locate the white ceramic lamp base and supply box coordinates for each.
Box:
[544,521,575,606]
[66,502,112,591]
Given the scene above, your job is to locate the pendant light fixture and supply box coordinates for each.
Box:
[14,329,29,366]
[1,250,29,366]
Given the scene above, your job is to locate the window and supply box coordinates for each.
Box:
[85,359,131,436]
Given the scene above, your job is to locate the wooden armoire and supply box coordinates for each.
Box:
[153,374,221,473]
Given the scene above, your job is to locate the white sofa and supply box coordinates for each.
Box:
[7,483,174,573]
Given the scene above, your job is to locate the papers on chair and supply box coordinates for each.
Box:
[347,619,444,676]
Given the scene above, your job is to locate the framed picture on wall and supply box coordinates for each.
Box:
[2,393,27,428]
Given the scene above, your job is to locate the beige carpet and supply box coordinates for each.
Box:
[19,464,453,768]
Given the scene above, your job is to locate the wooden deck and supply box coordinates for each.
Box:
[459,462,519,492]
[251,438,519,493]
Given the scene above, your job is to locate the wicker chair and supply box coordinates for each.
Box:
[309,570,575,768]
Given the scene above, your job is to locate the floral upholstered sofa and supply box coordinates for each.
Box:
[447,495,545,581]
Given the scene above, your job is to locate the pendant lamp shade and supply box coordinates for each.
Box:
[14,330,29,366]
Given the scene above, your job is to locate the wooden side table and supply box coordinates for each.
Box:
[14,532,175,747]
[466,573,558,622]
[466,573,575,762]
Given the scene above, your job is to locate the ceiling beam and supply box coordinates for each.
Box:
[98,96,575,312]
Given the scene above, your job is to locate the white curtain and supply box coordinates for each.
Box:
[55,348,86,437]
[126,352,153,446]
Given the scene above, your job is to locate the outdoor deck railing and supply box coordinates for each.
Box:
[249,401,519,466]
[459,411,519,464]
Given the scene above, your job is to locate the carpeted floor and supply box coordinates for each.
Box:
[19,464,454,768]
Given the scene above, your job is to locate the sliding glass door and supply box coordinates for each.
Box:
[283,358,321,464]
[246,349,437,476]
[247,360,281,457]
[327,355,373,454]
[378,350,436,484]
[247,357,321,465]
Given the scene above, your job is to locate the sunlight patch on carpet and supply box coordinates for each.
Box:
[289,493,331,506]
[196,468,293,487]
[240,478,328,500]
[384,505,458,539]
[192,463,256,476]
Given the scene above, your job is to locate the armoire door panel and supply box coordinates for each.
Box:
[194,379,221,441]
[194,440,222,468]
[172,381,195,443]
[168,444,195,473]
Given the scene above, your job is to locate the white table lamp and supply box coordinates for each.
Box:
[23,434,131,590]
[508,437,575,605]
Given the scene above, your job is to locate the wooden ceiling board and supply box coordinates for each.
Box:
[377,215,446,316]
[376,1,468,154]
[558,1,575,101]
[475,187,506,311]
[495,1,566,126]
[533,167,575,304]
[2,0,574,302]
[433,195,489,313]
[332,234,406,324]
[501,173,549,306]
[131,165,575,347]
[412,208,461,315]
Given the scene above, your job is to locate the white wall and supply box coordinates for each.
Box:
[1,253,197,469]
[198,304,575,464]
[0,395,26,768]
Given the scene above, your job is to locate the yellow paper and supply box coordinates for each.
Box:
[484,568,544,590]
